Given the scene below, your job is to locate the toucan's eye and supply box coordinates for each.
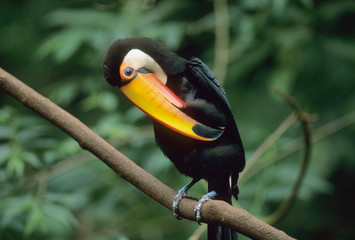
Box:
[124,67,134,77]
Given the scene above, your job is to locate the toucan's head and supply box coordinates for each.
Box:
[103,37,223,141]
[103,37,186,87]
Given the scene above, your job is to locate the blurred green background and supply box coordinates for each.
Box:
[1,0,355,239]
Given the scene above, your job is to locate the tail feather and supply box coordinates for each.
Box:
[208,224,237,240]
[207,175,239,240]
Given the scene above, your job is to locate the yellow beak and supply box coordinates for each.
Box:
[119,63,223,141]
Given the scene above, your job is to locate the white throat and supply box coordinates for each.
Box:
[123,49,167,85]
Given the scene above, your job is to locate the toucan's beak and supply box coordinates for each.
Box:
[119,63,224,141]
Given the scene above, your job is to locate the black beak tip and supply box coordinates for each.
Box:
[192,124,224,140]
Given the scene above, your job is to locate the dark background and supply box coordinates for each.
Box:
[1,0,354,239]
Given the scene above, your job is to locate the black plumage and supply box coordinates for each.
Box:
[103,37,245,240]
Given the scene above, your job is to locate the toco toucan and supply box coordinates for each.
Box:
[103,37,245,240]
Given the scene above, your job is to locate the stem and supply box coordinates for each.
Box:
[265,88,312,225]
[239,113,298,184]
[213,0,230,84]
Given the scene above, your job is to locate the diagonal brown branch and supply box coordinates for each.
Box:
[0,68,296,240]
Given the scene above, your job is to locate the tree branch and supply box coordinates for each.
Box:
[265,88,312,225]
[213,0,230,84]
[0,68,295,240]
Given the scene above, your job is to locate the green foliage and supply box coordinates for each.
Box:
[1,0,355,239]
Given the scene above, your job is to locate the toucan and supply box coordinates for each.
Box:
[103,37,245,240]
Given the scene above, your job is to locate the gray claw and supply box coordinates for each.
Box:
[194,191,217,224]
[173,189,198,219]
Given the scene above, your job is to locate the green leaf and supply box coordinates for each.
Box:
[25,204,44,236]
[42,202,77,233]
[23,151,42,169]
[48,81,78,106]
[0,144,11,165]
[0,126,12,140]
[0,196,33,227]
[6,153,25,177]
[0,106,16,124]
[37,30,84,63]
[58,138,80,155]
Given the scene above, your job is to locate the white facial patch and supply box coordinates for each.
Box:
[123,49,167,85]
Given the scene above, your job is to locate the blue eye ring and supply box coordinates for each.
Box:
[124,67,134,77]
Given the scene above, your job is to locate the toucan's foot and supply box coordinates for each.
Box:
[194,191,217,224]
[173,188,198,219]
[172,179,200,219]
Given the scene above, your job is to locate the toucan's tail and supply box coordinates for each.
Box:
[207,175,238,240]
[206,194,237,240]
[208,223,237,240]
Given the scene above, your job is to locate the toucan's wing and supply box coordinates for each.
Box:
[187,57,232,112]
[187,57,244,145]
[188,59,244,189]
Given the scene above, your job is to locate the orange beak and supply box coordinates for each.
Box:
[119,63,224,141]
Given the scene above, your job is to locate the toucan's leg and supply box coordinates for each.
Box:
[173,178,200,219]
[194,191,217,224]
